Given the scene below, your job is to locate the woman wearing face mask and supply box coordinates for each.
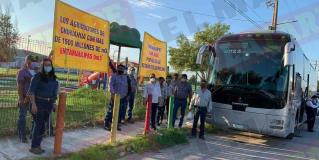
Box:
[28,58,59,154]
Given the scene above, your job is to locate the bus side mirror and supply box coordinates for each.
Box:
[285,42,295,53]
[196,44,214,64]
[283,42,294,66]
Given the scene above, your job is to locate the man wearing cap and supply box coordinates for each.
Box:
[16,55,36,143]
[173,74,192,128]
[189,80,212,140]
[126,67,137,123]
[306,95,319,132]
[104,64,130,131]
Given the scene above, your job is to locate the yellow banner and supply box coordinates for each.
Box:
[52,0,110,72]
[139,32,167,78]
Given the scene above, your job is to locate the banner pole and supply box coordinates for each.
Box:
[144,95,152,135]
[53,92,67,156]
[110,94,120,143]
[167,96,174,129]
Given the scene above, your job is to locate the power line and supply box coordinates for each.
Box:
[245,1,266,23]
[129,0,270,23]
[224,0,264,29]
[223,0,263,30]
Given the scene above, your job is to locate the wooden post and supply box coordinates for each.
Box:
[110,94,120,143]
[144,95,152,135]
[54,92,67,156]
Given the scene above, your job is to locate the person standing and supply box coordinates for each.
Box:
[171,73,179,89]
[143,74,161,130]
[189,80,212,140]
[157,77,167,126]
[16,55,35,143]
[119,67,131,124]
[104,64,130,131]
[165,75,173,119]
[28,58,59,154]
[126,67,137,123]
[306,95,318,132]
[173,74,192,128]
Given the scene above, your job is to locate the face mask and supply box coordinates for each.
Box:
[181,78,187,82]
[44,66,52,73]
[29,69,36,76]
[150,78,156,83]
[31,62,39,70]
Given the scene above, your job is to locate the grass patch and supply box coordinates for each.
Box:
[205,123,218,134]
[55,128,188,160]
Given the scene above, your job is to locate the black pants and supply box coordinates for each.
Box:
[191,107,207,137]
[31,101,53,148]
[151,103,158,129]
[306,107,317,131]
[157,106,165,124]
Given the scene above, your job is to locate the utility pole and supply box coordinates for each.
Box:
[267,0,279,31]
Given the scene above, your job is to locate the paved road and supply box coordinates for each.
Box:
[124,119,319,160]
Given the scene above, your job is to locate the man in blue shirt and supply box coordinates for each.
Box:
[104,64,130,131]
[173,74,192,128]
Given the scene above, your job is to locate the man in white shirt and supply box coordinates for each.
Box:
[306,95,318,132]
[189,80,212,140]
[143,74,161,130]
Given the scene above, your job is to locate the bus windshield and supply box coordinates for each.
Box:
[210,39,289,109]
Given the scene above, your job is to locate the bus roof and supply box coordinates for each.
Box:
[218,31,292,42]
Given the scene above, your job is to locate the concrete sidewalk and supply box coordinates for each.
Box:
[0,122,144,160]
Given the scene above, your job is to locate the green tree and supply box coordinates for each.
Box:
[168,23,230,80]
[188,75,197,85]
[0,8,19,62]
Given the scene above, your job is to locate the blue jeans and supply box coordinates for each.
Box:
[18,104,30,140]
[104,97,127,127]
[173,98,187,127]
[119,97,128,122]
[31,101,53,148]
[127,92,135,120]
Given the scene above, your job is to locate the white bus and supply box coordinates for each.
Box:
[197,31,317,138]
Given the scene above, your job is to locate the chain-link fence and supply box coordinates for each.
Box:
[0,63,145,136]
